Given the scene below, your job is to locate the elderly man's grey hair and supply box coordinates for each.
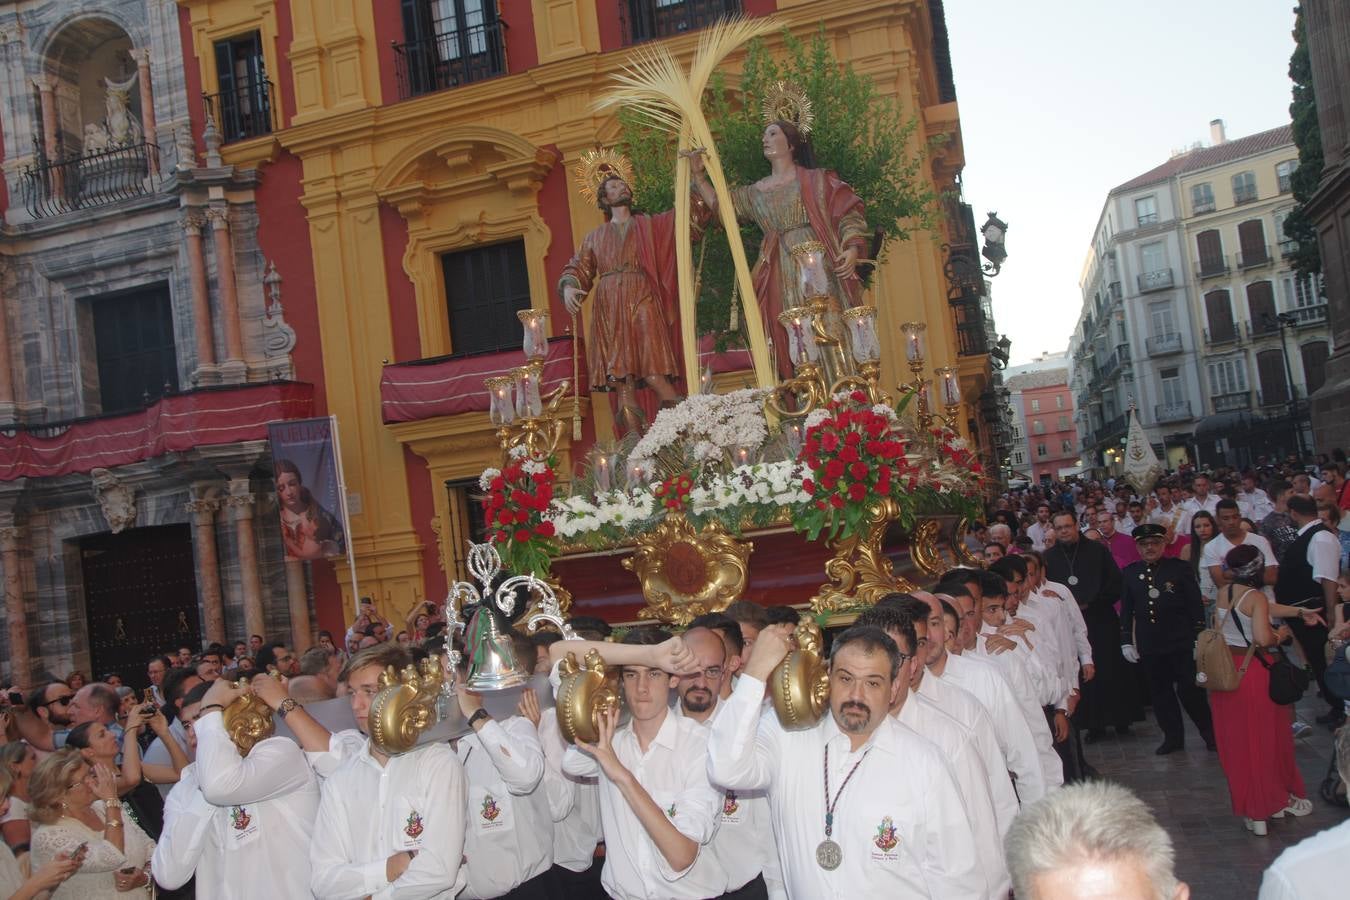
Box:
[1004,781,1180,899]
[987,522,1013,545]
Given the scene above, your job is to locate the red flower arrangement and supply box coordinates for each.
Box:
[796,392,919,541]
[653,473,694,512]
[481,454,559,575]
[931,426,986,497]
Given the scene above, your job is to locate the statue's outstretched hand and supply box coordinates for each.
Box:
[564,286,585,315]
[680,147,707,176]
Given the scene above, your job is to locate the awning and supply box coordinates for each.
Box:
[1193,410,1265,440]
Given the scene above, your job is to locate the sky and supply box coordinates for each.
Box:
[943,0,1301,366]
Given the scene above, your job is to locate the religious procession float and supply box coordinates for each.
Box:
[363,18,992,748]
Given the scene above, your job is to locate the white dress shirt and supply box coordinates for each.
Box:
[147,716,193,800]
[1026,521,1053,552]
[1019,589,1080,698]
[977,624,1065,710]
[154,712,320,897]
[707,675,984,899]
[1039,580,1093,666]
[1257,818,1350,899]
[1298,520,1342,585]
[936,652,1053,802]
[1238,488,1275,521]
[896,694,1010,899]
[914,673,1019,837]
[311,739,468,899]
[956,648,1063,789]
[678,699,787,899]
[563,709,726,899]
[537,707,602,872]
[456,716,552,899]
[1177,494,1219,535]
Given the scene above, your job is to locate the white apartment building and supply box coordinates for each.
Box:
[1068,121,1328,473]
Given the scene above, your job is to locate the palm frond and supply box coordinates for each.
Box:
[687,16,780,95]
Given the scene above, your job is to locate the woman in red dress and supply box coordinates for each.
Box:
[1209,543,1312,836]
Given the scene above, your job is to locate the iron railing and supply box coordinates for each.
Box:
[1238,246,1270,269]
[1233,184,1259,204]
[203,79,275,143]
[392,23,507,100]
[1137,268,1173,293]
[1279,238,1298,258]
[1245,317,1280,339]
[621,0,742,45]
[1154,401,1192,424]
[1213,392,1251,412]
[1291,304,1328,326]
[21,141,159,219]
[1204,325,1240,346]
[1195,255,1230,279]
[1145,332,1183,356]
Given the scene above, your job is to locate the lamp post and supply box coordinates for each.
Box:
[1270,311,1307,460]
[980,212,1009,277]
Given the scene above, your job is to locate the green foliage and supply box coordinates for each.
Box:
[1285,4,1323,278]
[619,27,941,347]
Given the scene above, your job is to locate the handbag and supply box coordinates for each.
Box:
[1196,588,1258,692]
[1233,610,1311,706]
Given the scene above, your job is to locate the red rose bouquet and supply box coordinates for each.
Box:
[481,453,559,575]
[653,473,694,512]
[796,391,919,541]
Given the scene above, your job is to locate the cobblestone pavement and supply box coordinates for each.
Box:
[1084,695,1348,896]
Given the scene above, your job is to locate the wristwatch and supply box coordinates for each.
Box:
[467,708,491,729]
[277,698,302,719]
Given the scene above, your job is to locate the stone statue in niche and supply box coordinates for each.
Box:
[81,74,142,155]
[91,467,137,533]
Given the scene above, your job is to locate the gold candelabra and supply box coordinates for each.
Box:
[899,322,962,431]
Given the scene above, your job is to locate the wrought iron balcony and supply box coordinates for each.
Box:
[1234,184,1259,205]
[1100,413,1127,439]
[621,0,742,45]
[1137,268,1173,293]
[1204,325,1240,347]
[1213,392,1251,412]
[957,320,992,357]
[1257,389,1290,407]
[393,23,507,100]
[20,141,161,219]
[1291,303,1328,326]
[1145,332,1183,356]
[1238,246,1270,269]
[1154,401,1192,424]
[1195,256,1230,279]
[203,79,274,143]
[1245,317,1280,339]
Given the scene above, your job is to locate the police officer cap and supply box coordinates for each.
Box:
[1132,523,1167,542]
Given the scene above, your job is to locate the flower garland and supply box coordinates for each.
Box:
[480,449,559,575]
[626,388,769,477]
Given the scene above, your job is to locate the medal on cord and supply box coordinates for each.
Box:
[817,744,870,870]
[1065,540,1081,586]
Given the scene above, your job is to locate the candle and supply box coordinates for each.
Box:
[901,322,926,364]
[593,451,612,493]
[734,445,752,467]
[485,376,515,426]
[700,365,715,395]
[784,423,803,456]
[518,309,549,362]
[937,366,961,406]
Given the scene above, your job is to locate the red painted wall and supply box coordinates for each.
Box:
[371,0,403,107]
[538,145,575,323]
[177,7,208,160]
[272,0,297,126]
[381,205,421,363]
[500,0,539,73]
[403,447,448,607]
[1021,385,1079,479]
[598,0,778,54]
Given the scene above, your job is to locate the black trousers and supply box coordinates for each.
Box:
[715,873,768,900]
[1045,705,1084,782]
[499,869,559,900]
[1288,618,1336,709]
[550,862,605,900]
[1142,648,1212,742]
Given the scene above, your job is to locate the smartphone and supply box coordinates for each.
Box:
[6,691,21,706]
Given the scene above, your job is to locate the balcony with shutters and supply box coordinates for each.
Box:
[1154,401,1192,424]
[1213,392,1252,412]
[1204,324,1241,348]
[202,79,275,143]
[1238,245,1270,269]
[393,23,508,100]
[1136,268,1174,293]
[1145,332,1183,356]
[1195,255,1230,280]
[621,0,743,45]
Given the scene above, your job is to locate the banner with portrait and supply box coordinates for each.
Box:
[267,417,348,561]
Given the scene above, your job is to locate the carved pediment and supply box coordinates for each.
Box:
[374,127,558,216]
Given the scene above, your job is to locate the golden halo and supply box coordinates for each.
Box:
[573,148,637,205]
[760,80,814,135]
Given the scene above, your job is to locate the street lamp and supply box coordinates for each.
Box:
[980,212,1009,276]
[1267,311,1307,460]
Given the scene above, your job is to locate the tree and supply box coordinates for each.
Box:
[619,28,940,346]
[1284,4,1322,278]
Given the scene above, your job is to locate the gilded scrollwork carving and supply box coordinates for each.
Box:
[622,511,752,626]
[808,497,916,614]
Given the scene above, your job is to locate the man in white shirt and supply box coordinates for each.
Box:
[311,643,469,899]
[1258,817,1350,899]
[1027,503,1054,552]
[706,623,983,898]
[1177,473,1219,535]
[1202,499,1279,600]
[1278,494,1344,728]
[1237,473,1275,521]
[856,603,1010,899]
[1026,554,1094,681]
[452,664,553,899]
[153,676,320,898]
[672,626,784,900]
[557,628,727,899]
[534,699,603,898]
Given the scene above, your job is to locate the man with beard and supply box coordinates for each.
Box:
[1044,511,1136,743]
[559,165,708,433]
[1027,503,1055,552]
[708,624,981,896]
[22,683,74,754]
[673,626,783,899]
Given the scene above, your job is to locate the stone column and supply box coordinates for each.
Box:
[0,527,29,687]
[185,497,225,644]
[285,559,312,653]
[206,207,246,378]
[128,48,158,173]
[226,480,266,641]
[184,213,216,372]
[32,75,63,199]
[0,267,15,410]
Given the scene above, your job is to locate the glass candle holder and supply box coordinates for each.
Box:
[700,365,715,395]
[625,461,647,490]
[485,376,515,426]
[901,322,927,364]
[790,241,830,299]
[512,365,543,419]
[591,448,615,493]
[936,366,961,407]
[783,422,804,457]
[842,306,881,364]
[778,306,819,368]
[732,445,754,468]
[518,309,549,362]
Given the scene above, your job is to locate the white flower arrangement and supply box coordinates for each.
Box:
[627,389,770,476]
[478,467,501,491]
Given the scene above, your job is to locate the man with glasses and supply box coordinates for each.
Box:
[23,683,74,754]
[856,600,1010,900]
[1120,524,1214,755]
[674,626,783,900]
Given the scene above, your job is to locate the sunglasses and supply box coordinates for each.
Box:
[44,696,73,707]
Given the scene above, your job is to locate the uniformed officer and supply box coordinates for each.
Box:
[1119,524,1216,755]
